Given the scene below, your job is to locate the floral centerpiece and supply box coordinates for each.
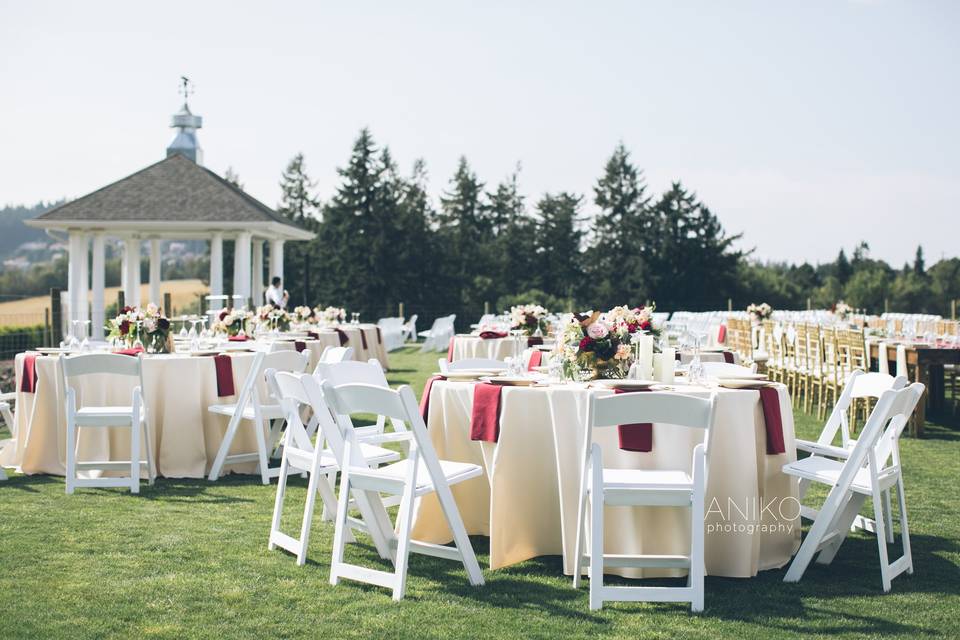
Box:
[833,301,852,321]
[256,304,291,332]
[213,307,254,337]
[509,304,549,336]
[106,303,172,352]
[746,302,773,324]
[556,304,659,380]
[314,305,346,326]
[292,305,315,325]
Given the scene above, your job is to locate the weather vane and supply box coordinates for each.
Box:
[179,76,194,106]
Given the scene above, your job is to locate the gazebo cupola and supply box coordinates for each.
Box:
[166,77,203,164]
[26,82,314,340]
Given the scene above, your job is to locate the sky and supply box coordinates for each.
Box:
[1,1,957,266]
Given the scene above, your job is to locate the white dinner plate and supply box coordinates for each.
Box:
[710,371,768,381]
[596,379,658,391]
[34,347,71,354]
[481,376,539,386]
[716,378,772,389]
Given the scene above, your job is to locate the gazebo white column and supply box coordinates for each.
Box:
[67,231,89,324]
[91,233,106,339]
[251,238,264,307]
[149,238,162,307]
[209,233,224,310]
[269,239,284,285]
[233,232,252,306]
[123,237,141,308]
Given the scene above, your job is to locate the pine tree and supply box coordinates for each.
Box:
[835,248,852,284]
[276,153,320,305]
[533,192,583,299]
[587,142,652,306]
[914,245,926,276]
[224,167,243,190]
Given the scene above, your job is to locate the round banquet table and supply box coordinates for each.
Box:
[411,380,800,578]
[312,324,390,369]
[448,335,526,363]
[6,349,287,479]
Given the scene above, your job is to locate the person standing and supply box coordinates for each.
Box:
[265,276,289,308]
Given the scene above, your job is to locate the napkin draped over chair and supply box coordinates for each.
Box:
[613,388,653,452]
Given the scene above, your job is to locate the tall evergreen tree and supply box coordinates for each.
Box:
[276,153,320,305]
[533,192,584,299]
[914,245,926,276]
[835,248,852,284]
[587,142,653,306]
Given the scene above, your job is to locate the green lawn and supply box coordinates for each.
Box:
[0,346,958,639]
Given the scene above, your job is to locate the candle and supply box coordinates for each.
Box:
[638,334,654,379]
[654,347,676,383]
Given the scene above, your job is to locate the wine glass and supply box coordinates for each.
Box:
[179,316,190,338]
[80,320,91,352]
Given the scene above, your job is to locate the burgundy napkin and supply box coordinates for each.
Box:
[307,331,320,340]
[479,331,508,339]
[213,354,236,397]
[113,346,145,356]
[447,336,455,362]
[717,324,727,344]
[470,383,503,442]
[527,336,544,347]
[675,350,682,361]
[360,330,368,350]
[419,375,446,421]
[376,327,382,344]
[294,340,307,353]
[614,388,653,452]
[334,328,349,346]
[759,386,785,454]
[527,350,543,371]
[723,351,735,364]
[228,335,248,342]
[20,353,39,393]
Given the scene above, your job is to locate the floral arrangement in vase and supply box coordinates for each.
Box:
[257,304,291,332]
[292,305,315,324]
[106,303,172,352]
[556,304,659,380]
[314,305,346,326]
[746,302,773,323]
[509,304,549,336]
[213,308,254,337]
[833,301,852,321]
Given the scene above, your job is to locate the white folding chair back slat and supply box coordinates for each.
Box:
[783,383,924,592]
[319,380,484,600]
[318,345,354,364]
[59,353,156,494]
[207,349,310,484]
[573,390,717,612]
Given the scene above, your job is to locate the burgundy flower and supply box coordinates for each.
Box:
[627,321,639,333]
[640,320,652,331]
[157,317,170,331]
[119,320,130,335]
[578,336,594,351]
[219,309,229,320]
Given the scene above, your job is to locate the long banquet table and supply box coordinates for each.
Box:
[410,379,800,578]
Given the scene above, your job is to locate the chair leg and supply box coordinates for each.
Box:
[871,486,893,592]
[391,475,418,601]
[142,421,156,484]
[208,412,243,481]
[329,445,353,587]
[65,418,76,494]
[690,447,706,613]
[588,446,604,611]
[268,454,290,552]
[253,417,271,485]
[572,465,589,589]
[130,417,141,494]
[896,478,913,575]
[883,489,895,544]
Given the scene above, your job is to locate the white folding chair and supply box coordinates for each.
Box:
[318,345,354,364]
[207,349,310,483]
[783,383,924,592]
[265,370,400,565]
[437,357,508,373]
[59,353,156,494]
[573,390,717,612]
[314,359,409,445]
[419,315,456,352]
[795,370,907,541]
[402,314,418,343]
[322,380,484,600]
[0,392,16,480]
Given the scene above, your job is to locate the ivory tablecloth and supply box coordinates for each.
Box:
[411,381,800,578]
[3,352,270,478]
[449,335,524,363]
[313,324,390,368]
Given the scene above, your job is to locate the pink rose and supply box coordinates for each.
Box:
[587,322,609,339]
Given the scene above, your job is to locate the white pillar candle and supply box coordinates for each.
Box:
[654,348,676,383]
[638,334,654,379]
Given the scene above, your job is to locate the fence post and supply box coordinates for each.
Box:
[50,288,63,347]
[727,298,732,312]
[884,298,889,314]
[44,307,51,347]
[807,297,811,311]
[163,292,172,317]
[952,299,957,320]
[399,302,404,319]
[484,301,490,315]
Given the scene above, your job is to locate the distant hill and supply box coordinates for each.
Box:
[0,201,63,261]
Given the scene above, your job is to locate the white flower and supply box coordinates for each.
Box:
[587,322,609,339]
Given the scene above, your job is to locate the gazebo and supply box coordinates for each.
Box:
[26,98,314,339]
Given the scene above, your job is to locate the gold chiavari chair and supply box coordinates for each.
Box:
[838,328,871,432]
[819,327,843,421]
[763,320,784,383]
[805,324,826,417]
[792,324,811,411]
